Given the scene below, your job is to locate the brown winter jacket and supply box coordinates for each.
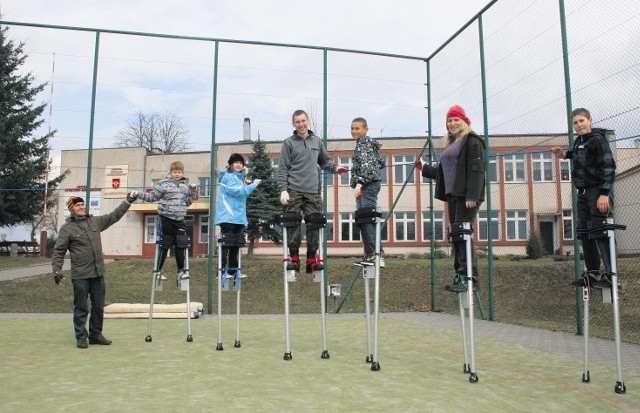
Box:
[51,201,131,279]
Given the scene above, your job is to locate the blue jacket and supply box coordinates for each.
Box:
[215,170,257,225]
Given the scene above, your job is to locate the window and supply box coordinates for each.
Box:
[379,157,388,185]
[488,158,498,183]
[198,177,210,198]
[326,213,334,241]
[560,159,571,182]
[506,210,528,240]
[563,209,573,240]
[504,154,526,182]
[479,210,500,241]
[199,215,209,243]
[145,216,157,243]
[394,212,416,241]
[394,155,416,184]
[339,156,351,186]
[532,152,553,182]
[422,211,444,241]
[341,212,360,241]
[271,157,279,179]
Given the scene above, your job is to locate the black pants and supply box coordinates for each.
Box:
[72,276,106,340]
[220,223,244,273]
[157,216,187,271]
[446,195,480,278]
[578,187,613,273]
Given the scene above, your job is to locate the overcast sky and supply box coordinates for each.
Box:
[0,0,487,58]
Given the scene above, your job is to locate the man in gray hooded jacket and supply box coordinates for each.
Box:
[278,110,347,273]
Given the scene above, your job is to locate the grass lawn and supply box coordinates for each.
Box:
[1,256,639,344]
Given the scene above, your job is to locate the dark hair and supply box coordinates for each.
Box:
[570,107,591,120]
[291,110,308,122]
[352,117,368,127]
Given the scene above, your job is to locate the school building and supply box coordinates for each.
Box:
[56,129,640,259]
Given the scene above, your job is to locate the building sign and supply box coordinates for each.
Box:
[104,165,129,199]
[64,190,101,219]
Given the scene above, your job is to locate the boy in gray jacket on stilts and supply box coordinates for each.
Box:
[136,161,197,284]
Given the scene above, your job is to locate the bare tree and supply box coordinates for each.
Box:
[116,111,190,153]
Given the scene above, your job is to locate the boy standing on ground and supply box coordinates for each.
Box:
[136,161,197,285]
[349,117,385,266]
[278,110,347,273]
[552,107,616,288]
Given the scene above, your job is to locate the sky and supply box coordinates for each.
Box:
[0,0,487,58]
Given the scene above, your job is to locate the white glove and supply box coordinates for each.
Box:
[280,190,290,206]
[354,183,363,199]
[254,179,262,186]
[465,200,477,209]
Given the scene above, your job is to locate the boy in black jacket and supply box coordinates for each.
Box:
[552,107,616,288]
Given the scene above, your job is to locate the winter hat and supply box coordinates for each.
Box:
[446,105,471,126]
[67,196,84,210]
[228,153,245,166]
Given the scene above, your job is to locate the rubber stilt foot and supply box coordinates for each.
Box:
[615,381,626,394]
[234,340,241,348]
[283,352,292,361]
[371,362,381,371]
[145,335,152,343]
[582,371,590,383]
[366,354,373,363]
[186,335,193,342]
[469,372,479,383]
[216,343,223,351]
[321,350,330,359]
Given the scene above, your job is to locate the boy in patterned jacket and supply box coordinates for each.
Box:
[552,108,616,288]
[136,161,197,284]
[350,117,386,266]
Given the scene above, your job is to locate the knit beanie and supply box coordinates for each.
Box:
[446,105,471,126]
[228,153,245,166]
[67,196,84,210]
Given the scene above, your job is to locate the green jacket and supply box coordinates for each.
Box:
[51,201,131,279]
[421,131,486,203]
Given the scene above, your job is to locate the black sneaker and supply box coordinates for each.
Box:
[306,258,324,274]
[445,275,479,293]
[591,274,613,289]
[77,337,88,349]
[286,256,300,271]
[89,335,112,345]
[571,272,599,288]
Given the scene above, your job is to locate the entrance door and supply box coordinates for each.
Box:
[540,221,554,255]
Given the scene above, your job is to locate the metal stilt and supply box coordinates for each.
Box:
[447,222,478,382]
[577,218,626,394]
[216,233,245,351]
[145,243,163,343]
[354,207,382,370]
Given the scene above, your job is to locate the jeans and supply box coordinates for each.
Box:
[356,181,382,255]
[446,195,480,278]
[72,276,106,339]
[577,186,613,272]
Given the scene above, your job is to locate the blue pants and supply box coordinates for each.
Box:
[356,181,382,255]
[72,276,106,340]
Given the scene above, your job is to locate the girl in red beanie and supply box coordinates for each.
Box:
[415,105,486,292]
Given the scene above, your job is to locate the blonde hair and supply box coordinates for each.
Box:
[169,161,184,172]
[445,122,471,147]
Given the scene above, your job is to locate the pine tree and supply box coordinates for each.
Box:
[245,139,282,255]
[0,25,64,226]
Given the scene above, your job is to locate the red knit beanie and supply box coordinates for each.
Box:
[446,105,471,125]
